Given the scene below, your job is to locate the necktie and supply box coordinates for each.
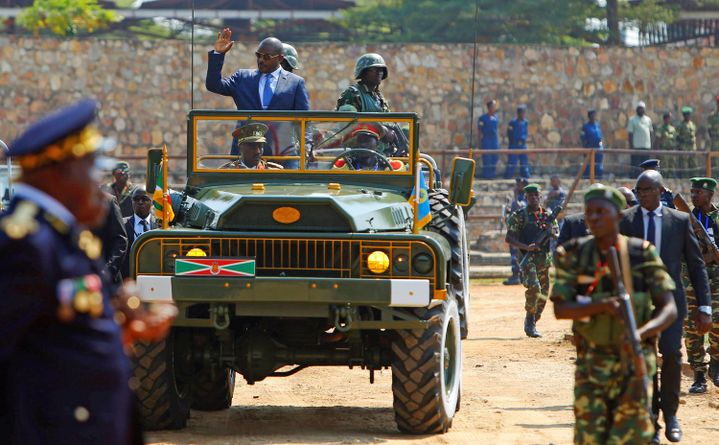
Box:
[262,74,273,109]
[646,211,656,246]
[140,219,148,233]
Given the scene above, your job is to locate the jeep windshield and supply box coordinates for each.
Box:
[191,111,416,175]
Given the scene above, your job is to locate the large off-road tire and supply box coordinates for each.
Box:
[132,333,191,430]
[427,189,471,339]
[191,367,235,411]
[391,298,462,434]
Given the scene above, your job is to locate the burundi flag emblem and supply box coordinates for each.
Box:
[175,257,256,277]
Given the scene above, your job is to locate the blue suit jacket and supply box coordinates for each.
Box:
[205,51,310,111]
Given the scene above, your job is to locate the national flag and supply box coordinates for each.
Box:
[409,168,431,230]
[152,160,175,223]
[175,258,256,277]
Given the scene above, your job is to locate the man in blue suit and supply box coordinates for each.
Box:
[206,29,310,156]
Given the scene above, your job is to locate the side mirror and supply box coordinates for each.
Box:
[146,148,163,193]
[448,157,475,206]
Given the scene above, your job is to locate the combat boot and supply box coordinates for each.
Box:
[710,359,719,387]
[502,275,520,285]
[688,370,707,394]
[523,312,541,338]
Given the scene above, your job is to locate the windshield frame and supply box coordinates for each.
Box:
[187,110,420,190]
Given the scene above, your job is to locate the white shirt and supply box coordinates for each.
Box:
[14,183,75,226]
[641,203,663,254]
[258,66,282,109]
[627,115,653,149]
[133,214,152,239]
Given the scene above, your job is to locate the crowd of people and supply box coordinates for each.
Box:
[503,157,719,444]
[477,97,719,180]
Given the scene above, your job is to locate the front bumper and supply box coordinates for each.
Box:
[137,275,431,308]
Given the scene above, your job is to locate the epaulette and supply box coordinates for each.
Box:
[0,201,40,240]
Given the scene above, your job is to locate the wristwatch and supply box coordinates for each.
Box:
[698,305,712,316]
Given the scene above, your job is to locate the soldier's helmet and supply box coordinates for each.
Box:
[282,43,301,70]
[354,53,388,80]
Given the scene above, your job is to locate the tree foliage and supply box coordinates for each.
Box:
[17,0,119,36]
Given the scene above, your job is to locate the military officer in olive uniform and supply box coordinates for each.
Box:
[552,184,677,445]
[505,183,559,338]
[223,123,284,170]
[656,112,677,174]
[280,43,301,73]
[336,53,390,113]
[676,106,698,174]
[708,95,719,152]
[0,100,137,444]
[102,161,138,218]
[681,177,719,394]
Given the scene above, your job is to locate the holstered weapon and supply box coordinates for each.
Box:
[607,246,653,418]
[673,193,719,264]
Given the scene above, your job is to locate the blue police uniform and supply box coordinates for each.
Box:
[0,101,136,445]
[504,117,529,179]
[580,120,603,179]
[478,113,500,179]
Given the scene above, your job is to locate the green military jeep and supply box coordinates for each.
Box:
[130,110,474,434]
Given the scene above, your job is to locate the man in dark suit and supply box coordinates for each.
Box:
[121,187,156,280]
[619,170,712,444]
[557,213,588,247]
[93,195,127,285]
[206,30,310,113]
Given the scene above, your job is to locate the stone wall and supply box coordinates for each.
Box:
[1,36,719,179]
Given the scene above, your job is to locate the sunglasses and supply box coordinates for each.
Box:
[255,52,280,61]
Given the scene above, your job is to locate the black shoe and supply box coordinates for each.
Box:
[688,371,707,394]
[523,312,542,338]
[503,276,521,285]
[664,416,682,443]
[650,430,661,444]
[710,360,719,387]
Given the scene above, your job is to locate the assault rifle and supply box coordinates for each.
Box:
[673,193,719,264]
[518,203,563,268]
[607,246,653,417]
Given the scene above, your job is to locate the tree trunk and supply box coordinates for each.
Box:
[606,0,621,45]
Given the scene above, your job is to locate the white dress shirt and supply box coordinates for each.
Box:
[641,203,662,254]
[258,66,282,109]
[133,214,152,239]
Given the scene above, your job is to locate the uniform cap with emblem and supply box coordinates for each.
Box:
[9,100,110,171]
[639,158,660,170]
[584,183,626,211]
[523,183,541,193]
[113,161,130,173]
[350,123,381,140]
[232,123,268,144]
[690,177,717,191]
[682,106,693,114]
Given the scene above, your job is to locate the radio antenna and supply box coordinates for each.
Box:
[190,0,195,109]
[468,0,480,159]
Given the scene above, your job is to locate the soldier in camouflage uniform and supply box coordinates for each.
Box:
[505,183,558,338]
[676,106,698,175]
[280,43,302,73]
[336,53,390,113]
[551,184,677,445]
[708,95,719,152]
[655,112,677,174]
[681,177,719,393]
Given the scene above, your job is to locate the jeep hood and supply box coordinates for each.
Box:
[182,183,414,232]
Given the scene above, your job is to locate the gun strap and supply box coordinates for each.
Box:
[617,235,634,297]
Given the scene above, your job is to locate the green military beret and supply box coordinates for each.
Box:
[681,106,693,114]
[114,161,130,173]
[523,183,541,193]
[584,183,626,211]
[690,177,717,191]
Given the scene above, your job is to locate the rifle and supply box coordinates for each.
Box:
[607,246,653,417]
[518,204,562,268]
[673,193,719,264]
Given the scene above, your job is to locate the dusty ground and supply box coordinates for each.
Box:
[148,282,719,445]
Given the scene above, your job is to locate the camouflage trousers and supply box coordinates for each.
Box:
[520,260,550,317]
[574,341,656,445]
[683,263,719,373]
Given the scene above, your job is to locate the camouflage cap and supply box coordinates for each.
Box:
[690,177,717,191]
[584,183,626,211]
[523,183,541,194]
[282,43,301,70]
[114,161,130,173]
[232,123,268,144]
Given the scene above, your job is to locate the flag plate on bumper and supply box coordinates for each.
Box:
[175,257,256,277]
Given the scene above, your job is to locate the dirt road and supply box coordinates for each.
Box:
[148,282,719,445]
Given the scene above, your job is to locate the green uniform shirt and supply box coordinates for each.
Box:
[655,123,677,150]
[506,206,558,267]
[676,120,697,150]
[336,83,390,112]
[708,111,719,149]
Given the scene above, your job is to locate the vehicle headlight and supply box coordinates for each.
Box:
[412,253,433,274]
[186,247,207,257]
[367,250,390,274]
